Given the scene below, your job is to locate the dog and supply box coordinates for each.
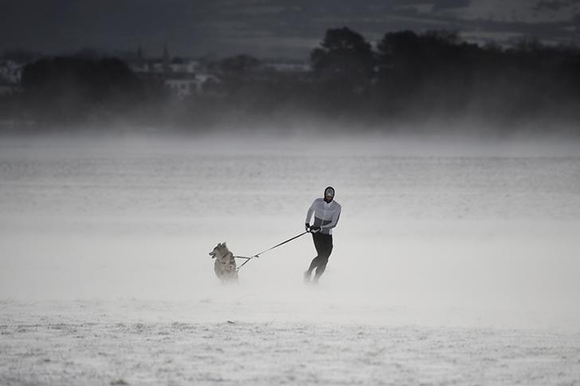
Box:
[209,242,238,283]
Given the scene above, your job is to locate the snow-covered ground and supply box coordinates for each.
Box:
[1,132,579,385]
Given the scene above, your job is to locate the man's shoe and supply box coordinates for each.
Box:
[303,271,311,283]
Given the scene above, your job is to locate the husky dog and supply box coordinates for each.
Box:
[209,242,238,283]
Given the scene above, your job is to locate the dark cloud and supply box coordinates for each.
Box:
[534,0,568,11]
[432,0,471,12]
[533,0,580,11]
[0,0,578,59]
[391,0,433,5]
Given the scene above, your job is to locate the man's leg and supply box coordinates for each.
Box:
[313,234,333,282]
[305,233,326,280]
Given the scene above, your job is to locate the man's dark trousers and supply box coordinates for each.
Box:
[307,232,333,279]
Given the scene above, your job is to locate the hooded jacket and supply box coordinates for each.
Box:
[305,198,341,235]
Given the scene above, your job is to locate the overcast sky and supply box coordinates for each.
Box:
[1,0,579,59]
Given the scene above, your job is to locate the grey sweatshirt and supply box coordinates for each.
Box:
[305,198,342,235]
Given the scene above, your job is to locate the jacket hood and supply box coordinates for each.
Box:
[324,186,335,202]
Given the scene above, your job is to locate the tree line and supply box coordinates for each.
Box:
[3,27,580,133]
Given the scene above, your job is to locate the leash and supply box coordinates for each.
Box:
[234,231,309,271]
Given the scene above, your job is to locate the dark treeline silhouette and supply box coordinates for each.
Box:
[2,27,580,134]
[196,28,580,133]
[19,56,150,124]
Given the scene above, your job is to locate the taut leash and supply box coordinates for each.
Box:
[234,231,309,270]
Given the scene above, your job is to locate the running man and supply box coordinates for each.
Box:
[304,186,341,283]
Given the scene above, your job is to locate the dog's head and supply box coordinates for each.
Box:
[209,242,228,259]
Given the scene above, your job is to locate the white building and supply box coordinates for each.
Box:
[169,61,199,74]
[164,74,220,99]
[164,78,199,98]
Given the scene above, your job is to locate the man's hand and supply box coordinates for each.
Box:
[305,223,310,232]
[310,226,321,233]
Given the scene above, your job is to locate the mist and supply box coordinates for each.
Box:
[2,132,578,317]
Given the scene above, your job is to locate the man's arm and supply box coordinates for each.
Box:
[320,205,341,230]
[305,200,316,225]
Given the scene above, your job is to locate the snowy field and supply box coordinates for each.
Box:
[1,132,579,385]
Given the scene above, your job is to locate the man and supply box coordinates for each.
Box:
[304,186,342,283]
